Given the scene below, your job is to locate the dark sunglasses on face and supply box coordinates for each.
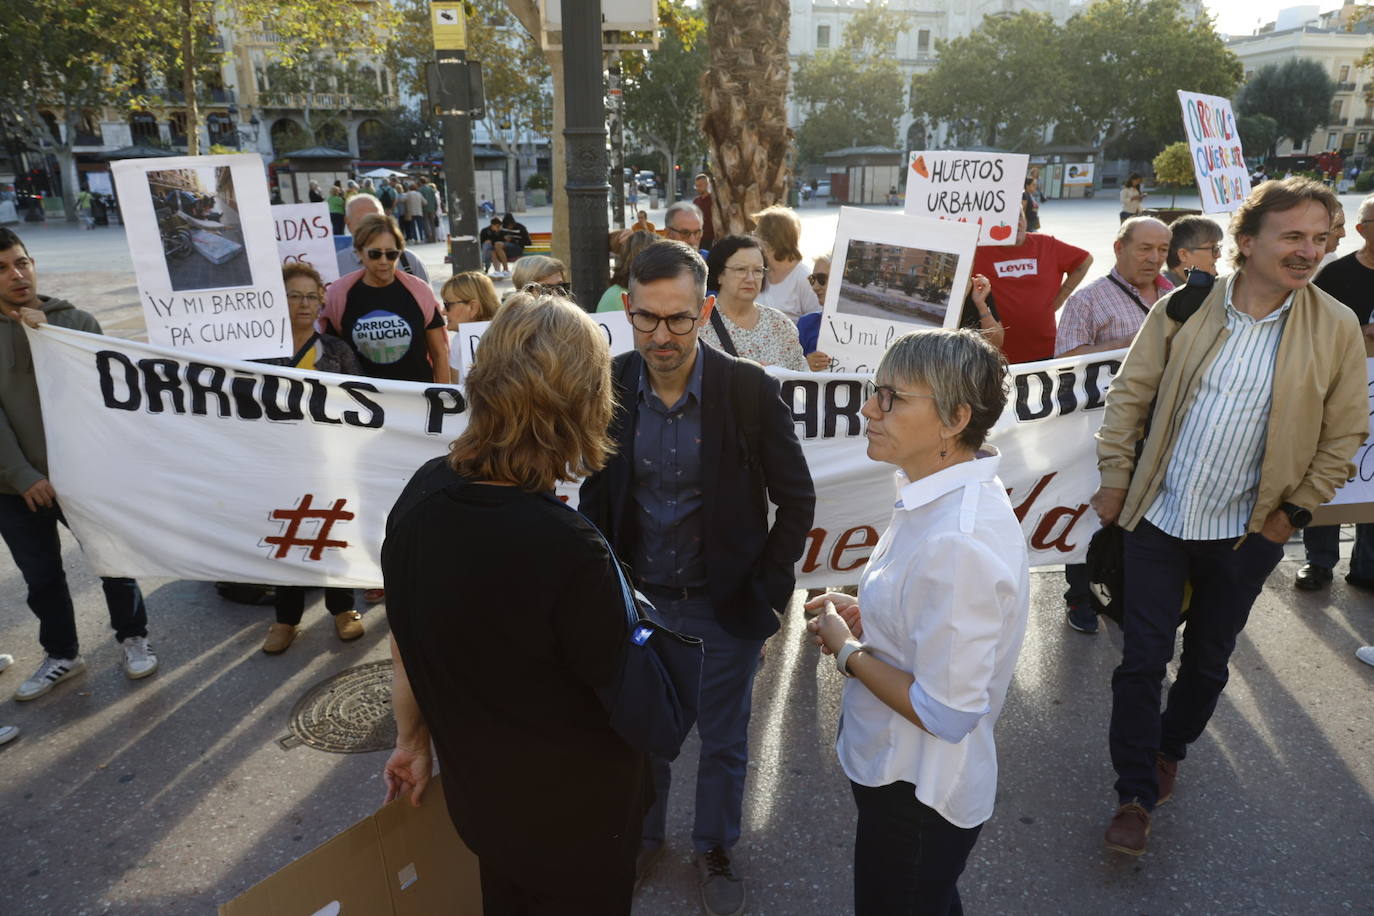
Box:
[523,281,572,299]
[808,272,829,285]
[365,248,401,262]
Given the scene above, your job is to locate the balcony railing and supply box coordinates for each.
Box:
[1355,117,1374,126]
[258,90,397,110]
[125,87,237,105]
[1336,82,1357,92]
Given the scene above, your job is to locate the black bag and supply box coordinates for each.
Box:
[1085,526,1125,627]
[551,496,705,760]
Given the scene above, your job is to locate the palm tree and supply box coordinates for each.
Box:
[701,0,793,235]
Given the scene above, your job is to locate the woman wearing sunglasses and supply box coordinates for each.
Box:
[804,329,1029,916]
[321,213,451,384]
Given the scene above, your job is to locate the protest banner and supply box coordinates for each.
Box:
[112,154,290,359]
[1177,90,1250,213]
[273,202,339,285]
[903,150,1028,245]
[817,208,978,373]
[450,309,635,379]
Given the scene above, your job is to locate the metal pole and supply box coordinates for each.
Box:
[442,94,480,274]
[606,35,625,230]
[561,0,609,310]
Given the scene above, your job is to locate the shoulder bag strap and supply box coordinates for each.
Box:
[541,492,639,630]
[709,308,739,357]
[1106,274,1152,315]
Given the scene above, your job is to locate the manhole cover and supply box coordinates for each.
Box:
[280,660,395,753]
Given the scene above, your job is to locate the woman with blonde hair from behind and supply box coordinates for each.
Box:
[382,293,648,915]
[753,205,815,322]
[510,254,569,295]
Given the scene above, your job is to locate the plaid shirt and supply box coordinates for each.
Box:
[1054,268,1173,356]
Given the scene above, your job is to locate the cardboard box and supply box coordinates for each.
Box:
[219,781,480,915]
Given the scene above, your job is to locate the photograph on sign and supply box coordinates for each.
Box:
[903,150,1028,246]
[1177,89,1250,213]
[272,202,340,285]
[819,208,978,373]
[1062,163,1095,186]
[113,153,290,360]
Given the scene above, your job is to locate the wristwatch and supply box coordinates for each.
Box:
[836,640,868,677]
[1279,502,1313,529]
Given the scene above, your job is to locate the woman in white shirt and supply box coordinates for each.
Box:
[752,205,816,322]
[805,328,1030,916]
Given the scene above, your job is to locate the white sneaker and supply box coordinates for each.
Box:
[0,653,12,674]
[16,656,86,701]
[0,724,18,746]
[1356,646,1374,668]
[121,637,158,680]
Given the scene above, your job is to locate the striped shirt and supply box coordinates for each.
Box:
[1144,274,1294,540]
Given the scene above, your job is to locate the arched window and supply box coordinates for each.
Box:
[207,112,237,148]
[356,118,386,159]
[316,121,347,151]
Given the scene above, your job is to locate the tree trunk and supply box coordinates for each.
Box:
[57,147,79,223]
[701,0,793,235]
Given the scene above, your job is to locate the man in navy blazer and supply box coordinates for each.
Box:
[579,240,814,915]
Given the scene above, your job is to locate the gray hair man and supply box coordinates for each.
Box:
[1294,192,1374,593]
[336,194,430,282]
[663,200,707,256]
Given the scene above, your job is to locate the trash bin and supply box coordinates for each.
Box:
[91,196,109,226]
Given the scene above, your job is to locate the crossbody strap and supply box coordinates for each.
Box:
[1106,274,1152,315]
[709,308,739,357]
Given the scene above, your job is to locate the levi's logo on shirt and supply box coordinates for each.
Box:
[994,258,1038,278]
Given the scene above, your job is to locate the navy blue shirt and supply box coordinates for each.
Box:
[631,342,707,588]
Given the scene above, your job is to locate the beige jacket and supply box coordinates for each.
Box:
[1097,272,1368,533]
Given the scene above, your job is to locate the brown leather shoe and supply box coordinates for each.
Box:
[1104,802,1151,855]
[262,623,297,654]
[334,610,365,641]
[1155,755,1178,805]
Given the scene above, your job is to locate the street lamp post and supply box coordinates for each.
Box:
[561,0,609,310]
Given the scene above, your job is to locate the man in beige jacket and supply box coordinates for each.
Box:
[1090,178,1367,856]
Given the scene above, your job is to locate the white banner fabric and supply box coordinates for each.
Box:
[38,326,1363,589]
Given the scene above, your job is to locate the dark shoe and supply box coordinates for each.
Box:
[635,843,664,891]
[1104,802,1151,856]
[1295,564,1333,590]
[1066,602,1099,634]
[1344,572,1374,591]
[695,846,746,916]
[1155,755,1178,805]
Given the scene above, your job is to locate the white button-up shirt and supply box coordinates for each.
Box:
[838,449,1030,829]
[1144,274,1293,540]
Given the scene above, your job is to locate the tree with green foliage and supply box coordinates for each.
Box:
[910,11,1065,151]
[1056,0,1241,154]
[1235,60,1336,151]
[621,2,707,201]
[793,5,911,164]
[1151,141,1194,206]
[1235,113,1279,161]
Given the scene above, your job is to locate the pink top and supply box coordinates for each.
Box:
[320,267,443,335]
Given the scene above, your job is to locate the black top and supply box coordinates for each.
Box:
[1315,251,1374,325]
[383,457,647,879]
[339,278,443,382]
[479,225,504,245]
[501,221,532,247]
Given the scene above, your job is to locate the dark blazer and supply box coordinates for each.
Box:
[579,345,816,640]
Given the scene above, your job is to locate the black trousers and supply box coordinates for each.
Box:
[478,855,632,916]
[273,586,354,626]
[1110,519,1284,808]
[851,780,983,916]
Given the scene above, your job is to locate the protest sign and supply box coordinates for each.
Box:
[450,309,636,379]
[817,208,978,373]
[1177,90,1250,213]
[30,325,1263,589]
[112,154,289,359]
[273,202,339,285]
[903,150,1028,245]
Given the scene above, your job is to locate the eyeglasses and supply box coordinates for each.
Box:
[1187,245,1223,257]
[808,272,829,285]
[523,281,572,299]
[442,298,474,310]
[285,292,322,304]
[724,266,768,279]
[666,225,704,240]
[627,310,700,335]
[365,248,401,262]
[865,382,936,413]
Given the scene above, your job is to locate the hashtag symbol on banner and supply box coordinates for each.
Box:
[264,495,355,561]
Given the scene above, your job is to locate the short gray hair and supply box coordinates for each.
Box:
[1165,215,1223,269]
[876,328,1008,451]
[345,193,383,221]
[1116,216,1169,245]
[1359,193,1374,224]
[664,200,703,230]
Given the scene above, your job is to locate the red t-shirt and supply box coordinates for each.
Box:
[972,233,1090,363]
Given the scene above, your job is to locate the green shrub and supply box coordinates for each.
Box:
[1356,170,1374,192]
[525,173,549,191]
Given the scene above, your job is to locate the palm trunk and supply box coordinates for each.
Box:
[701,0,793,235]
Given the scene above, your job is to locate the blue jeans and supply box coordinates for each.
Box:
[1302,523,1374,577]
[1110,519,1283,808]
[639,593,763,853]
[851,780,982,916]
[0,493,146,659]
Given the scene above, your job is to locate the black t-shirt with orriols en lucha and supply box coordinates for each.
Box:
[1314,251,1374,325]
[340,278,444,382]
